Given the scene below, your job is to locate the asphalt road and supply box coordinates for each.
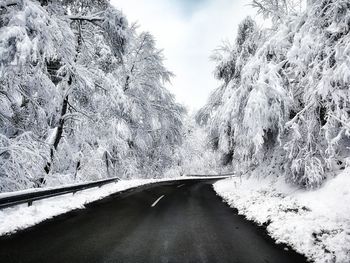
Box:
[0,179,308,263]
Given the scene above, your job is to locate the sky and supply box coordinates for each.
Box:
[110,0,258,111]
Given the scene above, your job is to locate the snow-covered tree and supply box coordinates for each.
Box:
[0,0,185,191]
[114,27,185,178]
[282,0,350,187]
[199,0,350,188]
[198,16,263,165]
[251,0,305,23]
[0,0,75,190]
[166,116,222,177]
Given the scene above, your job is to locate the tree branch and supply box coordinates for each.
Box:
[0,0,18,9]
[66,15,103,22]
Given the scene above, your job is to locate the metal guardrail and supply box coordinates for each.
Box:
[186,173,235,177]
[0,174,233,210]
[0,177,119,210]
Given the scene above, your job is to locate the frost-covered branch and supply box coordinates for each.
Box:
[327,113,350,131]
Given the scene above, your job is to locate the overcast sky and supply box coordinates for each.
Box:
[111,0,259,111]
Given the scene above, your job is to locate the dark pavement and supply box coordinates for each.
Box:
[0,179,308,263]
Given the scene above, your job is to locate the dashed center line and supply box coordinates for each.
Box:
[151,195,165,207]
[176,184,185,188]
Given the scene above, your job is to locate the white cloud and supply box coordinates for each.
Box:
[111,0,259,111]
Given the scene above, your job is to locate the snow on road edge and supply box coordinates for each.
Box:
[213,171,350,263]
[0,176,221,236]
[0,179,151,236]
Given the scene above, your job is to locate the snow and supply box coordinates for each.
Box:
[214,170,350,263]
[45,127,58,145]
[198,0,350,189]
[0,176,225,236]
[0,177,119,199]
[0,0,185,192]
[0,179,144,236]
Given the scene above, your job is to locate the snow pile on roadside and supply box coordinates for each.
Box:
[214,170,350,263]
[0,179,159,236]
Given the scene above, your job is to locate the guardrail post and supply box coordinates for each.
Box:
[28,201,33,207]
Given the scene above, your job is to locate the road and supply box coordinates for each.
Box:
[0,179,308,263]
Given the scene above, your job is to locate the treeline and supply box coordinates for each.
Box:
[197,0,350,188]
[0,0,184,191]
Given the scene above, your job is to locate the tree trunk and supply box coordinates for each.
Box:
[41,17,83,184]
[74,160,81,180]
[43,21,81,178]
[44,95,69,175]
[104,151,111,177]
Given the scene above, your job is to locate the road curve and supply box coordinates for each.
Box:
[0,179,308,263]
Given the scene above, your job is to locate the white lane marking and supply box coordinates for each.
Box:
[151,195,165,207]
[176,184,185,188]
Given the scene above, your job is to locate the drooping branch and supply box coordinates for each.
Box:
[0,0,19,9]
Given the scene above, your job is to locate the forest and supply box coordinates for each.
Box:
[0,0,185,191]
[1,0,350,193]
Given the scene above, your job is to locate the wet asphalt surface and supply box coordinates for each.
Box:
[0,179,308,263]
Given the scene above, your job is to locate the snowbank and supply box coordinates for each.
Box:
[214,170,350,263]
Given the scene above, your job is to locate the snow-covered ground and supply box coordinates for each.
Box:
[214,170,350,263]
[0,176,226,236]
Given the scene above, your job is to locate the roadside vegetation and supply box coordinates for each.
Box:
[0,0,185,191]
[198,0,350,189]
